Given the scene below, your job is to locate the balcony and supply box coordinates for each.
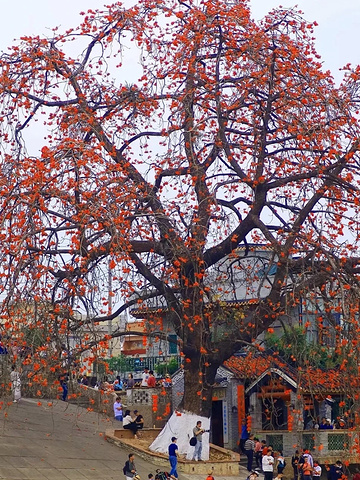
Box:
[105,355,181,377]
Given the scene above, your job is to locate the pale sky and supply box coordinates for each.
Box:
[0,0,359,85]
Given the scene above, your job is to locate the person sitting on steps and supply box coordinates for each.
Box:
[123,410,140,438]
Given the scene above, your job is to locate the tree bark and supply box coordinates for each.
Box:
[182,349,220,417]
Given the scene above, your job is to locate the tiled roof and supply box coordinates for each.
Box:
[130,298,259,318]
[223,352,359,394]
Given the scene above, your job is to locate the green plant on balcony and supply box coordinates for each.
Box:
[106,354,129,374]
[265,326,356,371]
[155,357,179,377]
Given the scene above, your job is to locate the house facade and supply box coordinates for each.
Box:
[172,353,357,460]
[122,245,355,459]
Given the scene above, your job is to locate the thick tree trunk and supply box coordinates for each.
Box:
[182,351,219,417]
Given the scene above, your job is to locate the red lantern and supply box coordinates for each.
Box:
[246,415,252,432]
[152,394,158,412]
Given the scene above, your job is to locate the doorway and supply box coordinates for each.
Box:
[211,400,224,447]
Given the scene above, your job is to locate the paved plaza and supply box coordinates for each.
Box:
[0,398,245,480]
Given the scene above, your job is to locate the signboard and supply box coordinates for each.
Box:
[237,384,245,431]
[212,387,226,400]
[223,400,229,444]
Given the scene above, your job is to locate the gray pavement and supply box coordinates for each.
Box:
[0,398,246,480]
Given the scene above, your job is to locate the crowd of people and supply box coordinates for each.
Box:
[119,415,211,479]
[292,451,346,480]
[123,452,215,480]
[239,431,347,480]
[163,420,209,480]
[93,368,172,393]
[305,416,349,430]
[113,396,145,439]
[122,421,212,480]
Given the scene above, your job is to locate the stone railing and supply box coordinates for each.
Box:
[71,384,172,428]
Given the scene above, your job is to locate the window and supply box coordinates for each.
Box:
[168,334,178,354]
[258,263,277,277]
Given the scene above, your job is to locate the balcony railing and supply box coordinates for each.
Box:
[102,355,181,378]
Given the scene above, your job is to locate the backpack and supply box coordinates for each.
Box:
[189,436,197,446]
[123,461,129,476]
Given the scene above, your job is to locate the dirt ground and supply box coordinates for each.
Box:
[132,437,234,462]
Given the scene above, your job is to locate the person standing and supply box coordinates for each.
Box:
[239,418,249,454]
[244,434,255,472]
[124,453,137,480]
[147,370,156,387]
[192,420,205,461]
[262,449,275,480]
[303,450,313,468]
[291,450,300,480]
[324,463,332,480]
[302,456,313,480]
[141,367,150,387]
[113,397,123,422]
[59,373,68,402]
[330,461,343,480]
[254,438,262,469]
[276,451,286,475]
[297,450,306,480]
[313,460,322,480]
[10,365,21,403]
[168,436,179,480]
[127,373,135,389]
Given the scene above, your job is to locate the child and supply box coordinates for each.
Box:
[313,460,322,479]
[206,471,215,480]
[276,451,286,474]
[149,475,154,480]
[247,471,259,480]
[274,473,284,480]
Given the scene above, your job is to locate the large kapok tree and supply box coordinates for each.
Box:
[1,0,360,416]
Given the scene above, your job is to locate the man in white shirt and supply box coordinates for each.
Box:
[313,460,322,478]
[113,397,123,422]
[303,451,314,467]
[262,449,274,480]
[141,368,149,387]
